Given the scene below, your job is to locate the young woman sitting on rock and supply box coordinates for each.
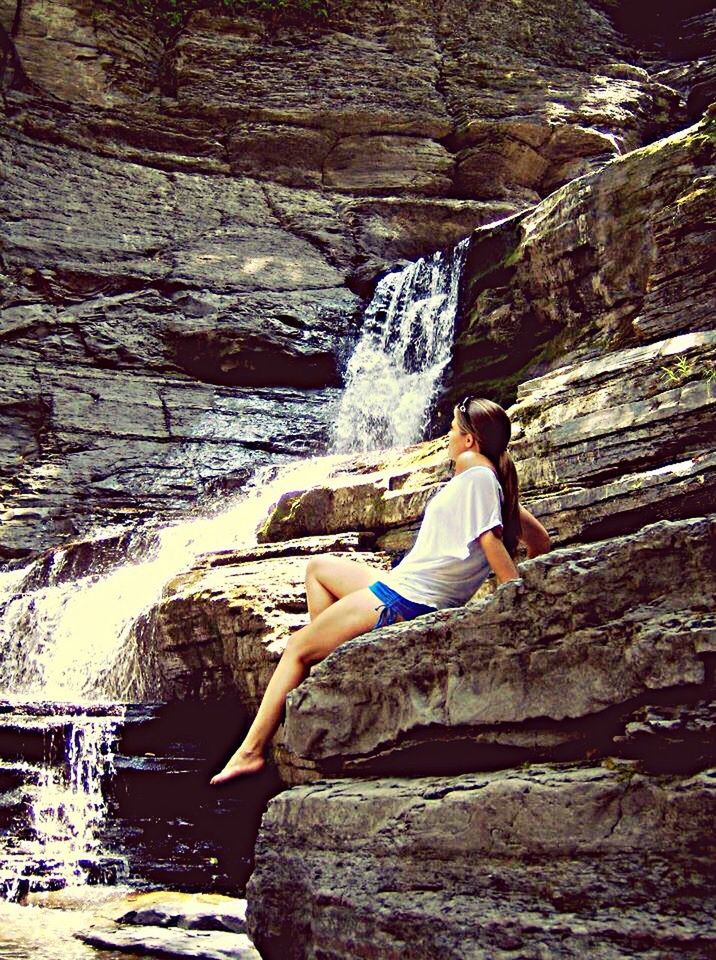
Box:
[210,397,550,784]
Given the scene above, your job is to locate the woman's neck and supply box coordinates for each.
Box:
[453,451,497,476]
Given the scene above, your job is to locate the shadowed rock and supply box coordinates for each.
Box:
[247,763,716,960]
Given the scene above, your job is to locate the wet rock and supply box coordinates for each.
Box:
[108,889,248,933]
[79,919,260,959]
[247,764,716,960]
[257,440,450,546]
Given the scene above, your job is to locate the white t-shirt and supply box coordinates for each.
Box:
[381,465,503,609]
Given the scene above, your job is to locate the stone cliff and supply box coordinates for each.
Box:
[1,1,715,957]
[152,111,714,957]
[1,0,712,558]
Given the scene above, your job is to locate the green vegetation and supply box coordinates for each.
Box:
[660,354,716,389]
[121,0,340,32]
[660,355,696,385]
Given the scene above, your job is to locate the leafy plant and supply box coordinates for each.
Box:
[660,355,716,389]
[660,355,696,386]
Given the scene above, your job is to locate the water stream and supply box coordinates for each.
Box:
[0,236,469,911]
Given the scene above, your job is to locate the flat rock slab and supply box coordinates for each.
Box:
[79,921,260,959]
[247,763,716,960]
[107,890,248,933]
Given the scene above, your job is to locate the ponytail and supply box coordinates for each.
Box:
[497,450,522,558]
[456,397,522,557]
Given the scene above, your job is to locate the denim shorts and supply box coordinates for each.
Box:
[368,581,436,629]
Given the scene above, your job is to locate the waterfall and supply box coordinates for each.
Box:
[333,238,468,453]
[0,232,472,899]
[0,456,347,899]
[0,460,339,703]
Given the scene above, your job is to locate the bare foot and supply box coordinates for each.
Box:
[210,748,265,785]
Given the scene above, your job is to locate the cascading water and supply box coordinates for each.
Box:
[333,238,468,453]
[0,457,350,900]
[0,234,470,907]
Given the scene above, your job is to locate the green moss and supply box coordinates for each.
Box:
[675,185,714,206]
[502,244,524,268]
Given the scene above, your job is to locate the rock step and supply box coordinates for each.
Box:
[278,514,716,780]
[247,763,716,960]
[78,891,259,959]
[79,923,260,960]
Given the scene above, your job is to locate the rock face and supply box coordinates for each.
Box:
[449,112,716,409]
[1,0,713,559]
[278,516,715,778]
[2,0,716,955]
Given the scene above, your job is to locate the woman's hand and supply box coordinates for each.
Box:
[518,506,551,558]
[479,528,520,583]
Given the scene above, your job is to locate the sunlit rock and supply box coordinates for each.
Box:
[450,112,716,407]
[151,533,391,705]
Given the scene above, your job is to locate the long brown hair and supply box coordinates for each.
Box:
[456,397,522,557]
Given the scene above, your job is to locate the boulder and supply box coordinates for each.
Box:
[105,889,248,933]
[79,921,260,960]
[277,516,715,778]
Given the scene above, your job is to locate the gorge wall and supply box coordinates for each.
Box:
[1,0,712,559]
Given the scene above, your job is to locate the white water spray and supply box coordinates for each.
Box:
[30,714,122,883]
[333,238,468,453]
[0,457,348,703]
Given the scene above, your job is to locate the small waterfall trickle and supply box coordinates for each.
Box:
[333,238,468,453]
[0,704,125,901]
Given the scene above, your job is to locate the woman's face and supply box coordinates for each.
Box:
[447,411,472,462]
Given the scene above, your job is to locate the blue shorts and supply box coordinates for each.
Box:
[368,581,436,629]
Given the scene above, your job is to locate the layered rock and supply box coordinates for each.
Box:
[449,111,716,408]
[247,764,716,960]
[276,515,715,777]
[1,0,710,559]
[151,531,390,705]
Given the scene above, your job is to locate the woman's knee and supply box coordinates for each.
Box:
[305,554,327,582]
[284,631,319,668]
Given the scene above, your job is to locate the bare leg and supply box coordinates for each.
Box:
[210,586,380,784]
[305,555,380,620]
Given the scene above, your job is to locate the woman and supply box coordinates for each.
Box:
[210,397,550,784]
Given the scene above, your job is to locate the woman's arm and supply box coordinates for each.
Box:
[479,528,520,583]
[519,506,551,558]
